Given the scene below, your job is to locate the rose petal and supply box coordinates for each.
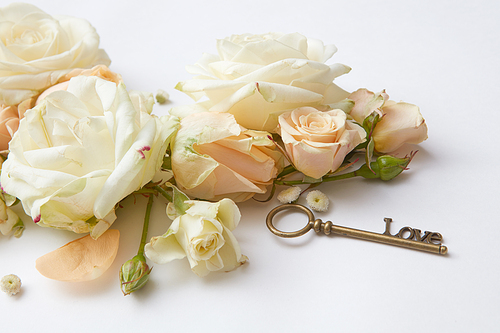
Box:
[35,229,120,282]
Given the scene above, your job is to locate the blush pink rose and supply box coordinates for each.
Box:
[348,89,428,153]
[278,106,365,179]
[0,98,33,151]
[171,111,284,202]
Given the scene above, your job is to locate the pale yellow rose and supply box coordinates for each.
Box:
[348,88,428,153]
[0,3,110,106]
[171,111,283,202]
[145,198,247,277]
[35,65,122,104]
[0,66,120,152]
[278,107,365,179]
[1,76,179,238]
[175,32,351,132]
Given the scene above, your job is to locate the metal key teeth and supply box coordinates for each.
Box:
[313,219,333,235]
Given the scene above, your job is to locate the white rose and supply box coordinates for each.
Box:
[0,76,179,238]
[145,198,247,277]
[0,3,110,106]
[175,32,351,132]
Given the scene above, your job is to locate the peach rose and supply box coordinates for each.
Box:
[0,98,34,151]
[348,89,428,153]
[171,111,283,202]
[278,107,365,179]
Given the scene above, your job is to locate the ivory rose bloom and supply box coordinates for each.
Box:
[0,76,179,238]
[0,65,120,151]
[278,107,365,179]
[145,198,247,277]
[348,89,428,153]
[175,32,351,132]
[0,3,110,106]
[171,111,283,201]
[36,65,122,103]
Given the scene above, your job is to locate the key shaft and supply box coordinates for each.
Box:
[266,204,448,255]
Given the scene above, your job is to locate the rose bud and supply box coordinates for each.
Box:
[119,254,152,296]
[357,153,415,181]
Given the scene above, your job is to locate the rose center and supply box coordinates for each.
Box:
[190,232,224,261]
[7,29,44,46]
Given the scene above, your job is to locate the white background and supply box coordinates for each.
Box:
[2,0,500,332]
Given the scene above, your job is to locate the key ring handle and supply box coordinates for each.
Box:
[266,204,316,238]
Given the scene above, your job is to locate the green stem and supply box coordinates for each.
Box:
[277,165,297,179]
[137,194,154,257]
[133,188,156,195]
[153,185,172,202]
[275,170,359,186]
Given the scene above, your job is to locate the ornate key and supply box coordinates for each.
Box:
[266,204,448,255]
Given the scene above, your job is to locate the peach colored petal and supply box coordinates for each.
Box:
[373,102,428,153]
[35,229,120,282]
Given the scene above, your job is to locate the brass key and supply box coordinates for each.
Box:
[266,204,448,255]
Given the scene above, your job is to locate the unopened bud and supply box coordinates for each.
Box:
[357,152,416,181]
[119,254,152,296]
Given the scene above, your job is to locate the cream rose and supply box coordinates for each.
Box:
[171,110,283,202]
[175,32,351,132]
[0,65,121,152]
[348,89,428,153]
[278,107,365,179]
[145,198,247,277]
[35,65,122,104]
[0,3,110,106]
[0,76,179,238]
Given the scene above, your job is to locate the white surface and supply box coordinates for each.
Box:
[2,0,500,332]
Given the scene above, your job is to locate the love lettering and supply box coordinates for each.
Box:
[382,218,443,245]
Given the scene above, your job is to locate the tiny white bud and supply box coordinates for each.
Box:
[156,89,170,104]
[306,190,329,212]
[1,274,21,296]
[277,186,301,204]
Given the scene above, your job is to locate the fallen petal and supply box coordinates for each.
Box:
[35,229,120,282]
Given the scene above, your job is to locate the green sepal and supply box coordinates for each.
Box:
[164,183,190,216]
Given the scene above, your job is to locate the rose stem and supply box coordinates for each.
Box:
[274,170,358,186]
[153,185,172,202]
[137,194,154,257]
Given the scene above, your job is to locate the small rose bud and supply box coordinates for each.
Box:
[357,153,415,181]
[119,254,152,296]
[1,274,21,296]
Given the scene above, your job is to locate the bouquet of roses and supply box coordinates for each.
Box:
[0,3,427,296]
